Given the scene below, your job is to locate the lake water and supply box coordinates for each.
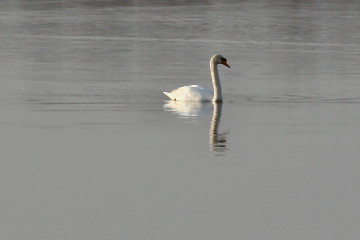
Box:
[0,1,359,239]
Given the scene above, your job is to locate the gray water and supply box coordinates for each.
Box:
[0,1,359,239]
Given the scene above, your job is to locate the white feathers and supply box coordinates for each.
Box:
[163,85,214,101]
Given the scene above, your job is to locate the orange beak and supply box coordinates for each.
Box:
[221,58,231,68]
[223,62,231,68]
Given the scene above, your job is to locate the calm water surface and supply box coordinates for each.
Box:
[0,1,359,239]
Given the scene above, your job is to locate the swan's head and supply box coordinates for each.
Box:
[211,54,230,68]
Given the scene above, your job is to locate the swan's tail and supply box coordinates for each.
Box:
[163,92,175,100]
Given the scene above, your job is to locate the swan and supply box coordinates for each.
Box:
[163,54,230,102]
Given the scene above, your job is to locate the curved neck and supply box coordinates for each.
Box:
[210,61,222,102]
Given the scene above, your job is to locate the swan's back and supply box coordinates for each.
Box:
[163,85,213,101]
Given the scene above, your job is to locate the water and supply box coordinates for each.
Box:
[0,1,359,239]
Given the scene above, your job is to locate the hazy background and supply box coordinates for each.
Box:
[0,1,359,239]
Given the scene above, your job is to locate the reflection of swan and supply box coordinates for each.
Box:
[163,54,230,102]
[163,101,213,117]
[163,101,228,154]
[209,102,228,154]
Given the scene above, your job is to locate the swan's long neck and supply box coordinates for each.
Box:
[210,61,222,102]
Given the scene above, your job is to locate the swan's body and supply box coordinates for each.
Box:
[164,85,214,101]
[163,54,230,102]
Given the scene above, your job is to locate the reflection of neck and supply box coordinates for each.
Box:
[210,61,222,102]
[209,102,225,152]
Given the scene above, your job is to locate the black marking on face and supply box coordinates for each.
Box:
[220,57,230,68]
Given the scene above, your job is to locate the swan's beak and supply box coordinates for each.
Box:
[221,58,230,68]
[223,62,231,68]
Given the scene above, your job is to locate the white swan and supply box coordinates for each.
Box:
[163,54,230,102]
